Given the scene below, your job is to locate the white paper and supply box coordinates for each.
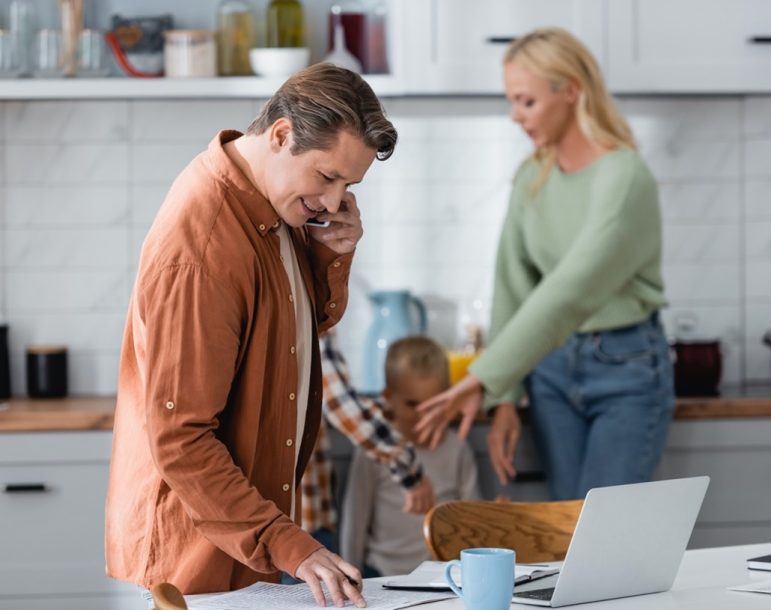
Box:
[728,579,771,594]
[383,560,558,589]
[187,580,454,610]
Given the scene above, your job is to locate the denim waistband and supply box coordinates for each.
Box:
[576,310,660,338]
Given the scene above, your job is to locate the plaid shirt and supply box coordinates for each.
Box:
[301,331,423,532]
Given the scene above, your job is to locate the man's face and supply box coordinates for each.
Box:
[264,121,377,227]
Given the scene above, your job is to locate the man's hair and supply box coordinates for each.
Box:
[385,336,450,391]
[246,63,397,160]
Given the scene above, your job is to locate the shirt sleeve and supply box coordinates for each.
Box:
[340,450,377,570]
[140,263,321,577]
[470,155,660,399]
[307,238,354,334]
[320,332,423,489]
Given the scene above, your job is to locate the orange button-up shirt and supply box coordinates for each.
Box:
[105,130,353,594]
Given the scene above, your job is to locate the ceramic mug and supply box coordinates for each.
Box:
[444,547,515,610]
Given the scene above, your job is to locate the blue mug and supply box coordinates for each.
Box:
[444,547,515,610]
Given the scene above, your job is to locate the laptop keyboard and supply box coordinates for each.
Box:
[514,587,555,601]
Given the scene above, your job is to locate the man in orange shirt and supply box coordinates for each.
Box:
[105,64,397,609]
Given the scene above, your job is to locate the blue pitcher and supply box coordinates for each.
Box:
[360,290,427,394]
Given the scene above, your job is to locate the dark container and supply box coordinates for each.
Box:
[26,346,68,398]
[0,325,10,400]
[672,340,722,397]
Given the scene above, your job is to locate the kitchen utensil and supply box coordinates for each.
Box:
[9,0,35,76]
[164,30,217,78]
[248,46,309,76]
[327,2,366,71]
[77,28,108,76]
[58,0,83,77]
[26,345,68,398]
[360,290,427,394]
[324,5,363,73]
[33,28,63,77]
[672,340,722,397]
[0,30,22,77]
[217,0,255,76]
[109,13,172,77]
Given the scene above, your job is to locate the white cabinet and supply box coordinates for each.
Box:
[0,432,140,610]
[402,0,605,94]
[608,0,771,93]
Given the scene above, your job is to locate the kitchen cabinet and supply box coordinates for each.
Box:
[401,0,605,94]
[608,0,771,93]
[0,432,138,610]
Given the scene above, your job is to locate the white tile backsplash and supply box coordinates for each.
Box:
[1,95,770,394]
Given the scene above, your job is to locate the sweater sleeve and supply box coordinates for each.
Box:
[470,155,660,399]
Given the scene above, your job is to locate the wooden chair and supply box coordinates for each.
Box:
[151,583,188,610]
[423,499,584,563]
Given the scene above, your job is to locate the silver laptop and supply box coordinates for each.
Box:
[511,476,709,607]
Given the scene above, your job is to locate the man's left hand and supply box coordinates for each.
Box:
[307,192,363,255]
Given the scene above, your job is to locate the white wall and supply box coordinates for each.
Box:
[0,95,769,395]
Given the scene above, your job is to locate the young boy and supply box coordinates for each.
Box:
[340,336,479,577]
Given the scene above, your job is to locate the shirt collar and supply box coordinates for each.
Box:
[205,130,281,237]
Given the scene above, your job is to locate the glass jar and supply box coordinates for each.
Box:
[266,0,305,48]
[217,0,254,76]
[164,30,217,78]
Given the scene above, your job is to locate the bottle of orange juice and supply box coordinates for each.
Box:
[448,324,483,385]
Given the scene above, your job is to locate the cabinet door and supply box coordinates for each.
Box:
[403,0,605,94]
[608,0,771,92]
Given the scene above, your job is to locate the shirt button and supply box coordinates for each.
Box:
[289,294,294,303]
[290,346,296,355]
[259,223,266,231]
[286,439,293,447]
[333,261,341,268]
[165,401,174,410]
[272,221,280,228]
[282,483,290,492]
[329,302,336,309]
[289,392,296,400]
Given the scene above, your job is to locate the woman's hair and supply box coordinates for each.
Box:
[504,27,635,193]
[385,336,450,392]
[247,63,397,160]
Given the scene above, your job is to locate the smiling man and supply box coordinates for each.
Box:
[105,64,397,609]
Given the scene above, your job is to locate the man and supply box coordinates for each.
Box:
[105,64,397,609]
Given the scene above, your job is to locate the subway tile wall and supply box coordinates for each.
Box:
[0,96,769,395]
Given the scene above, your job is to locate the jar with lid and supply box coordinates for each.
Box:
[164,30,217,78]
[217,0,254,76]
[266,0,305,48]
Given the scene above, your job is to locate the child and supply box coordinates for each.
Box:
[340,336,479,577]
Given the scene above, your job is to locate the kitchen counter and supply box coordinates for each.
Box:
[2,386,771,432]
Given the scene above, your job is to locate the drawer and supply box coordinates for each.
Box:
[0,460,115,595]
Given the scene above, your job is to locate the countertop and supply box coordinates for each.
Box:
[2,385,771,432]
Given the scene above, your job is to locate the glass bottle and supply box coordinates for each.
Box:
[9,0,36,76]
[217,0,255,76]
[266,0,304,48]
[327,1,366,71]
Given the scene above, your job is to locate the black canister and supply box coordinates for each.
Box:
[26,346,68,398]
[0,325,10,400]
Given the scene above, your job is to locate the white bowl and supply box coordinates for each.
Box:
[249,47,310,77]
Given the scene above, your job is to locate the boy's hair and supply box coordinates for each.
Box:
[385,336,450,391]
[246,63,397,161]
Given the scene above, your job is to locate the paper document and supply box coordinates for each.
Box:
[382,560,559,590]
[186,580,454,610]
[728,579,771,595]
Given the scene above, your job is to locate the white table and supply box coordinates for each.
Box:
[414,543,771,609]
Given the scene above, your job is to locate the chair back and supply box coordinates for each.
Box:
[151,582,188,610]
[423,499,583,563]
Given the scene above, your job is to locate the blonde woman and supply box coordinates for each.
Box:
[416,28,674,501]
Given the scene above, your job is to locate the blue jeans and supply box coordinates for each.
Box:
[525,313,675,500]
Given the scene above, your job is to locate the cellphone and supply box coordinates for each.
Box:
[305,218,330,228]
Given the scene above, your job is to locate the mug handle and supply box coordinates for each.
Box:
[444,559,463,598]
[411,296,428,333]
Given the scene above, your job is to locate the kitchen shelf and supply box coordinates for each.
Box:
[0,74,406,100]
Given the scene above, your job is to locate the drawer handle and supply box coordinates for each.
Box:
[4,483,50,493]
[513,471,546,483]
[748,36,771,44]
[486,36,518,45]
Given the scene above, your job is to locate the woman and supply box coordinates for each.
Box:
[416,28,674,500]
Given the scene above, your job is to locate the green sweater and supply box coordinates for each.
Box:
[468,148,666,408]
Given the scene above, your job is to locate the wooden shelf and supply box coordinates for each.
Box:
[0,74,406,100]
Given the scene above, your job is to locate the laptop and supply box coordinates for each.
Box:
[511,476,709,607]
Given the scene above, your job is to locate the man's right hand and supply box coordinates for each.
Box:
[487,403,521,485]
[402,476,436,514]
[295,548,366,608]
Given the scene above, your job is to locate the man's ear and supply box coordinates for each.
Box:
[269,117,292,152]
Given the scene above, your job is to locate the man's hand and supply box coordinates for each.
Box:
[295,547,367,608]
[415,374,484,449]
[487,403,521,485]
[307,192,363,255]
[402,476,436,514]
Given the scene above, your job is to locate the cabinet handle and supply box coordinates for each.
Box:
[3,483,50,493]
[748,36,771,44]
[486,36,518,45]
[513,471,546,483]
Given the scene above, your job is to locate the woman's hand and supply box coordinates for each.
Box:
[307,192,363,255]
[487,403,521,485]
[416,374,484,449]
[295,547,366,608]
